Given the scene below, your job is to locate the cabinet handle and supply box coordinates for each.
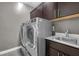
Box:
[58,9,59,17]
[58,52,60,56]
[58,9,60,17]
[54,9,56,18]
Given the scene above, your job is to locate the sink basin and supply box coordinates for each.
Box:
[55,36,77,45]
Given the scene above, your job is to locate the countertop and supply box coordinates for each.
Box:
[45,33,79,49]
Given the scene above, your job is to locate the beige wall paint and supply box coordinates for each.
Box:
[0,2,32,51]
[54,17,79,34]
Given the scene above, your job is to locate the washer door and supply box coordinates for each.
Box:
[24,24,38,56]
[21,23,34,48]
[26,25,34,47]
[20,23,38,56]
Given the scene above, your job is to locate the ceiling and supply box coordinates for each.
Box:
[23,2,42,8]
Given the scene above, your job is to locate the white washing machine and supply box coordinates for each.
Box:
[19,17,52,56]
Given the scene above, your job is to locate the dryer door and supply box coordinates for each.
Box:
[21,23,35,47]
[26,25,34,47]
[20,23,38,56]
[24,24,38,56]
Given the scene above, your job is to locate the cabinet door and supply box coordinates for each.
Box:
[47,48,68,56]
[47,48,58,56]
[46,39,70,56]
[47,40,79,56]
[42,2,57,20]
[46,40,58,56]
[30,3,43,19]
[58,2,79,17]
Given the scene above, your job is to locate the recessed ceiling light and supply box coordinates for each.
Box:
[17,2,23,11]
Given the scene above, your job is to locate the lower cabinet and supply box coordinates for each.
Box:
[47,45,68,56]
[47,48,58,56]
[46,39,79,56]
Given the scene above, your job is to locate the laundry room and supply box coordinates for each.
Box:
[1,1,79,57]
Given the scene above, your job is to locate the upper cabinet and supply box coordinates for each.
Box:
[42,2,57,20]
[57,2,79,18]
[30,2,57,20]
[30,2,79,20]
[30,3,43,19]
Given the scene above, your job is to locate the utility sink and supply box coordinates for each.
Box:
[55,36,77,45]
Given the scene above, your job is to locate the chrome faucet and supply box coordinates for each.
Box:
[65,29,69,37]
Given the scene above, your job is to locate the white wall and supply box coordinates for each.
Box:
[0,2,32,52]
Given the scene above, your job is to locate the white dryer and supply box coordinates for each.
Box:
[19,17,52,56]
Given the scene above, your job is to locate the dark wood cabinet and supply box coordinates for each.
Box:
[57,2,79,17]
[47,46,66,56]
[47,47,58,56]
[46,40,68,56]
[46,39,79,56]
[30,2,79,20]
[42,2,57,20]
[30,2,57,20]
[30,3,43,19]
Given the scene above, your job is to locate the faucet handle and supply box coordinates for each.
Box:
[65,29,69,37]
[66,29,69,33]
